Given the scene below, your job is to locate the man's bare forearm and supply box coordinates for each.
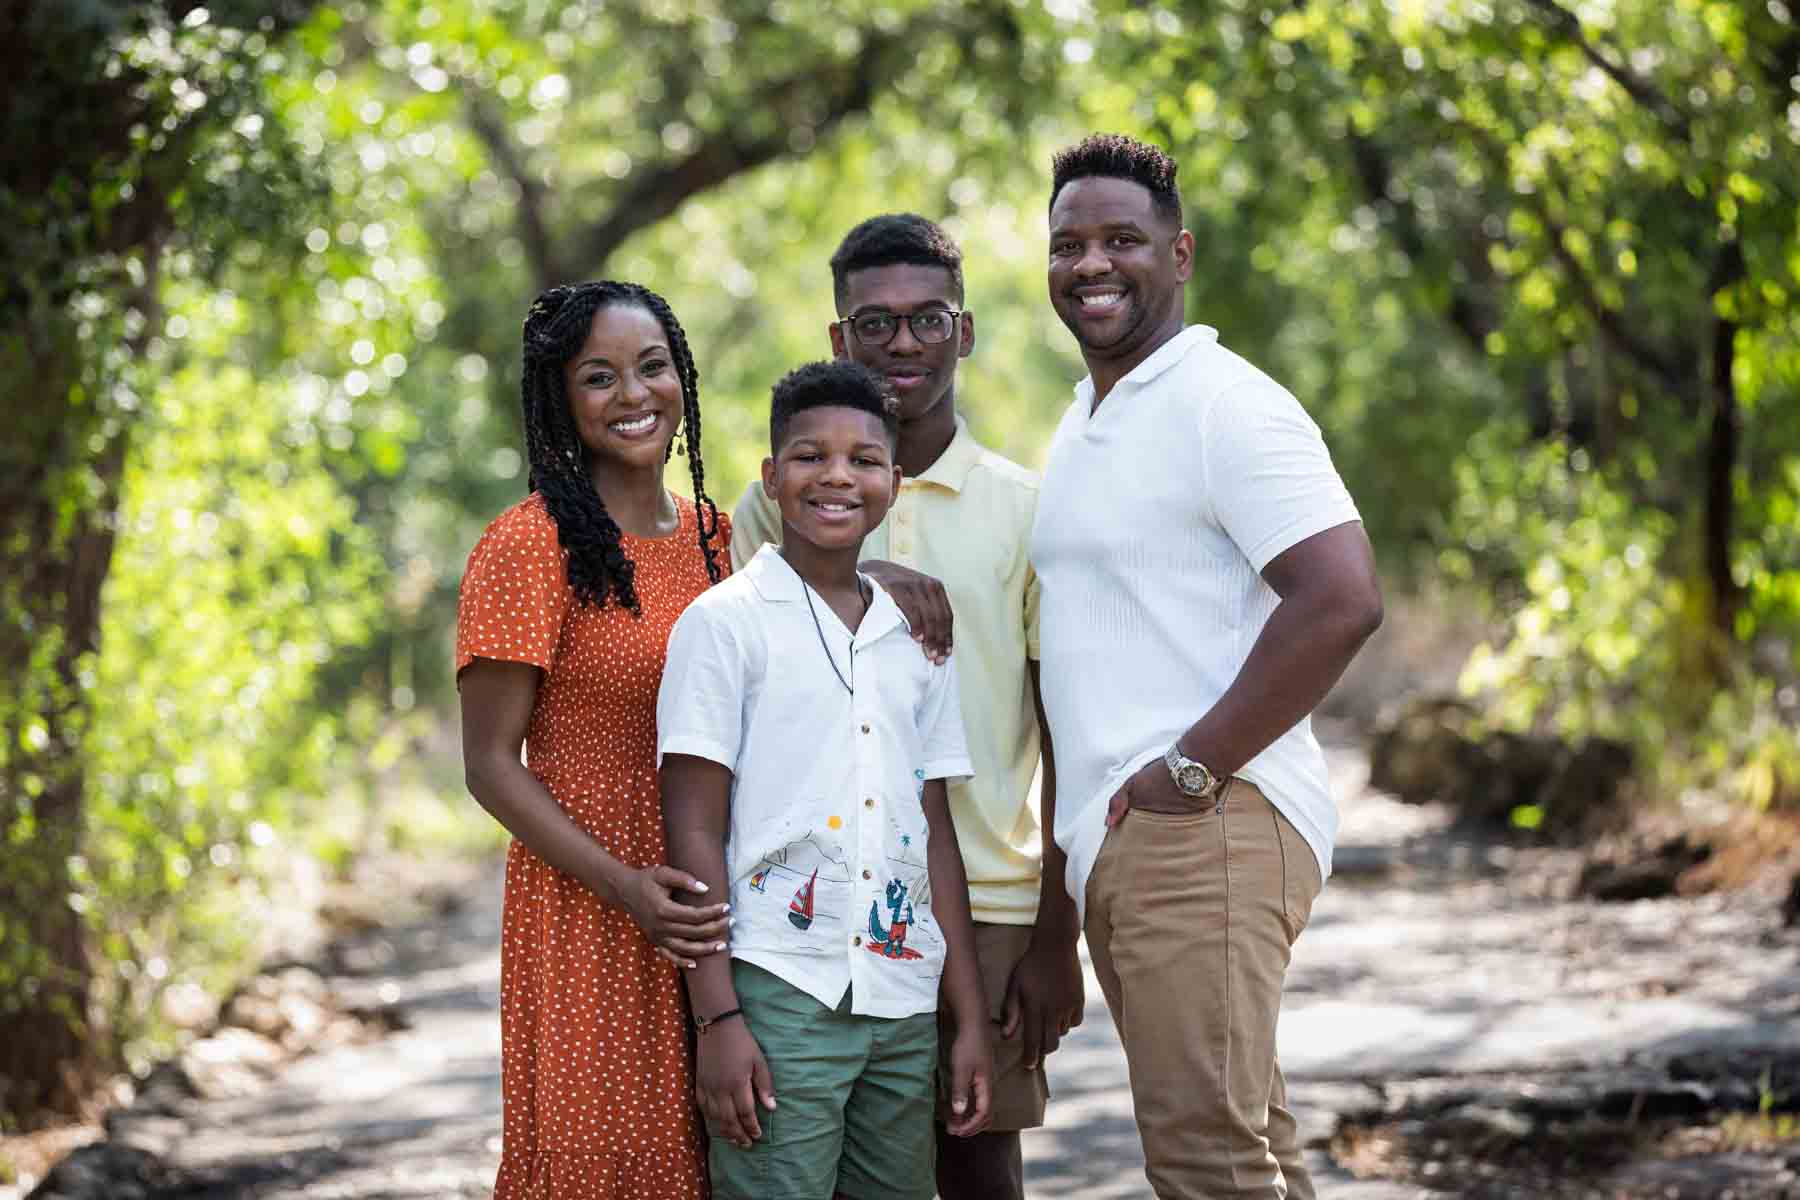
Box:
[1179,525,1382,774]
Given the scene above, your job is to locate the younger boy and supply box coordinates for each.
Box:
[659,359,994,1200]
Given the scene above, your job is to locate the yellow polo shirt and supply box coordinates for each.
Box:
[729,418,1044,925]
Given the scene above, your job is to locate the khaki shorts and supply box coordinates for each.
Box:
[935,921,1051,1132]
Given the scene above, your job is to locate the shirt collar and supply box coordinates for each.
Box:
[907,416,983,494]
[1074,324,1220,406]
[743,544,907,645]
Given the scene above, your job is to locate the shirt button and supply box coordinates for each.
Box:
[860,723,871,734]
[862,869,872,880]
[853,935,862,946]
[864,798,875,808]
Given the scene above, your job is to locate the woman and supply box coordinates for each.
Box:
[457,281,730,1198]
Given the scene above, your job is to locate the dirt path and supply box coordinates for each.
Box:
[21,734,1800,1198]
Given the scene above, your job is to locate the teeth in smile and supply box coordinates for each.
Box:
[610,414,655,433]
[1079,292,1124,308]
[815,502,854,512]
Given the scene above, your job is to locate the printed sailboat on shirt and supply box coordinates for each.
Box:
[788,867,819,930]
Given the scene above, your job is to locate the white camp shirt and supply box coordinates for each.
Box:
[657,544,974,1018]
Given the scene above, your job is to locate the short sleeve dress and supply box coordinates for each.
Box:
[456,492,729,1200]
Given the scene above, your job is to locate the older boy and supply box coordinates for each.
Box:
[729,215,1082,1199]
[661,360,993,1200]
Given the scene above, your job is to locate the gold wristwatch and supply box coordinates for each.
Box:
[1164,743,1223,799]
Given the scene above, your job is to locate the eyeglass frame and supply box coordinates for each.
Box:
[836,308,966,347]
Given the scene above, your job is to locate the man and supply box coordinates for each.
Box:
[730,213,1083,1199]
[1031,133,1383,1199]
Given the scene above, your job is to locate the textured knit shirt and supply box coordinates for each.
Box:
[729,417,1044,925]
[1031,325,1363,925]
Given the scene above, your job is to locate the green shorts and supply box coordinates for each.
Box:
[710,959,939,1200]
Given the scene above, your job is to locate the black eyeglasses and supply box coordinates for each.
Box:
[839,309,963,347]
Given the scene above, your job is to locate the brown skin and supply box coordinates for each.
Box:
[1045,175,1384,822]
[1001,660,1083,1069]
[1106,522,1383,825]
[937,661,1085,1200]
[459,303,732,967]
[665,404,994,1149]
[1047,175,1196,411]
[829,262,974,662]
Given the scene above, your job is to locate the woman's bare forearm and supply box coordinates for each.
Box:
[459,659,632,903]
[464,747,630,904]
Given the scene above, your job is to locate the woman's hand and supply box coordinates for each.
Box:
[612,864,732,968]
[696,1018,777,1148]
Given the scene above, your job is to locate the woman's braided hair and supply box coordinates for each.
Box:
[520,280,723,615]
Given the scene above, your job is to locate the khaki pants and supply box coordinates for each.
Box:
[1084,779,1322,1199]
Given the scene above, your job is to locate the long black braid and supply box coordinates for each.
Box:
[520,280,723,616]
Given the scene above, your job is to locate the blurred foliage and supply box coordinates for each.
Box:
[1076,0,1800,799]
[1,0,332,1123]
[3,0,1798,1123]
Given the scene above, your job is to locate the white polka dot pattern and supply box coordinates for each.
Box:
[456,493,728,1200]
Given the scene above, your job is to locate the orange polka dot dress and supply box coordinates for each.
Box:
[456,491,729,1200]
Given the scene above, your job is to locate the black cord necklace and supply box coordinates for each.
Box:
[801,576,866,697]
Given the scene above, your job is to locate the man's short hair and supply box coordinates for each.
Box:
[769,359,900,453]
[829,213,964,311]
[1049,133,1183,228]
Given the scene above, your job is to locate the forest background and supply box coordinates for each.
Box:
[3,0,1797,1131]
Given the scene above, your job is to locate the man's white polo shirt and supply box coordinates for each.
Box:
[657,545,974,1019]
[1031,325,1363,926]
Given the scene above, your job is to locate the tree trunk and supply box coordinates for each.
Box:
[1704,243,1745,639]
[0,324,133,1129]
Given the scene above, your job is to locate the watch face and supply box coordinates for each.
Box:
[1177,763,1210,794]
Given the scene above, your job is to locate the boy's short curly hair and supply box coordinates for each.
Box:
[769,360,900,453]
[1049,132,1183,227]
[829,213,964,311]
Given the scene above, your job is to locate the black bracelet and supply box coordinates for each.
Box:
[696,1006,743,1035]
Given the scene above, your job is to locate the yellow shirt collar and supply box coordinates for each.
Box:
[907,416,983,494]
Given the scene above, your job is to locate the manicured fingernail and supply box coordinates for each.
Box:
[693,881,709,893]
[728,917,737,927]
[716,942,727,951]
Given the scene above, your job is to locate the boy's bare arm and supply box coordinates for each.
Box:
[661,753,775,1148]
[923,777,994,1137]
